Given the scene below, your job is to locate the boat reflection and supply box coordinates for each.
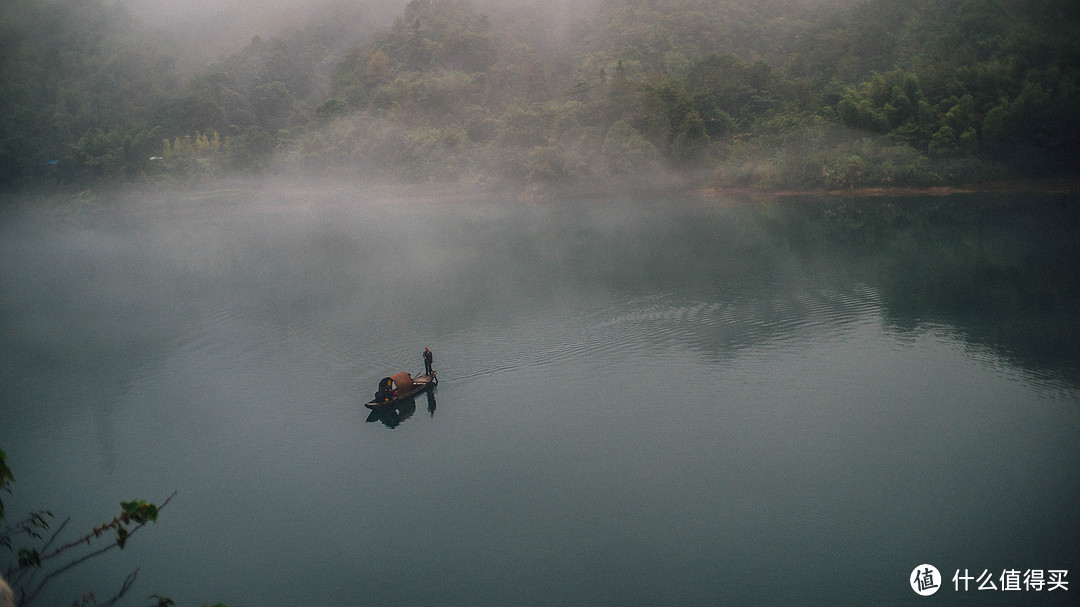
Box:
[365,386,439,428]
[366,396,416,428]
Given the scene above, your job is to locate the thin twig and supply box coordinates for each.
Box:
[97,568,140,607]
[37,516,68,554]
[18,491,177,607]
[40,491,176,564]
[4,516,69,586]
[1,511,58,555]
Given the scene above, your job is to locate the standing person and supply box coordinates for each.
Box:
[423,347,434,376]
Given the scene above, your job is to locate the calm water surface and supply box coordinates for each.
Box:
[1,189,1078,606]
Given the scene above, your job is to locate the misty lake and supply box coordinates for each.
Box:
[1,187,1078,606]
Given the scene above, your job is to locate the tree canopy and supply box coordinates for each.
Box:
[1,0,1077,192]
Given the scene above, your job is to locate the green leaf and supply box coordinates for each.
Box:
[121,499,159,524]
[116,526,129,549]
[0,449,13,483]
[18,547,42,568]
[0,449,12,522]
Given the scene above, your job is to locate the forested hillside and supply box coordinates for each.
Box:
[2,0,1077,192]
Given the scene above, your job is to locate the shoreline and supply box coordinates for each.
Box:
[3,177,1078,216]
[698,178,1080,200]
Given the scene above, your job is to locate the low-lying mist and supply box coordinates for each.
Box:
[5,183,1078,390]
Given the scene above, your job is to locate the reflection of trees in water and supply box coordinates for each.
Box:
[717,193,1080,387]
[441,192,1080,389]
[844,196,1075,382]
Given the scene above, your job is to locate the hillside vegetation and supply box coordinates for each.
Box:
[2,0,1077,193]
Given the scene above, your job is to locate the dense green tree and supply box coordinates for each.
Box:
[0,0,180,186]
[1,0,1077,191]
[601,120,661,174]
[70,123,162,181]
[639,80,710,165]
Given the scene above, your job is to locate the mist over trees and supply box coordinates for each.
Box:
[1,0,1077,192]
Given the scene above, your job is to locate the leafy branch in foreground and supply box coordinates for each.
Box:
[0,449,176,607]
[0,451,13,522]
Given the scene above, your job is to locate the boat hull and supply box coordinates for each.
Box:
[364,372,437,409]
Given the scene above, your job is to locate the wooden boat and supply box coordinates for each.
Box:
[365,371,438,409]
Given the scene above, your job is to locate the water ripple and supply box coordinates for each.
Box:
[442,283,891,384]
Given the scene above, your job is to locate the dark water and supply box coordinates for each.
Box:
[1,189,1078,606]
